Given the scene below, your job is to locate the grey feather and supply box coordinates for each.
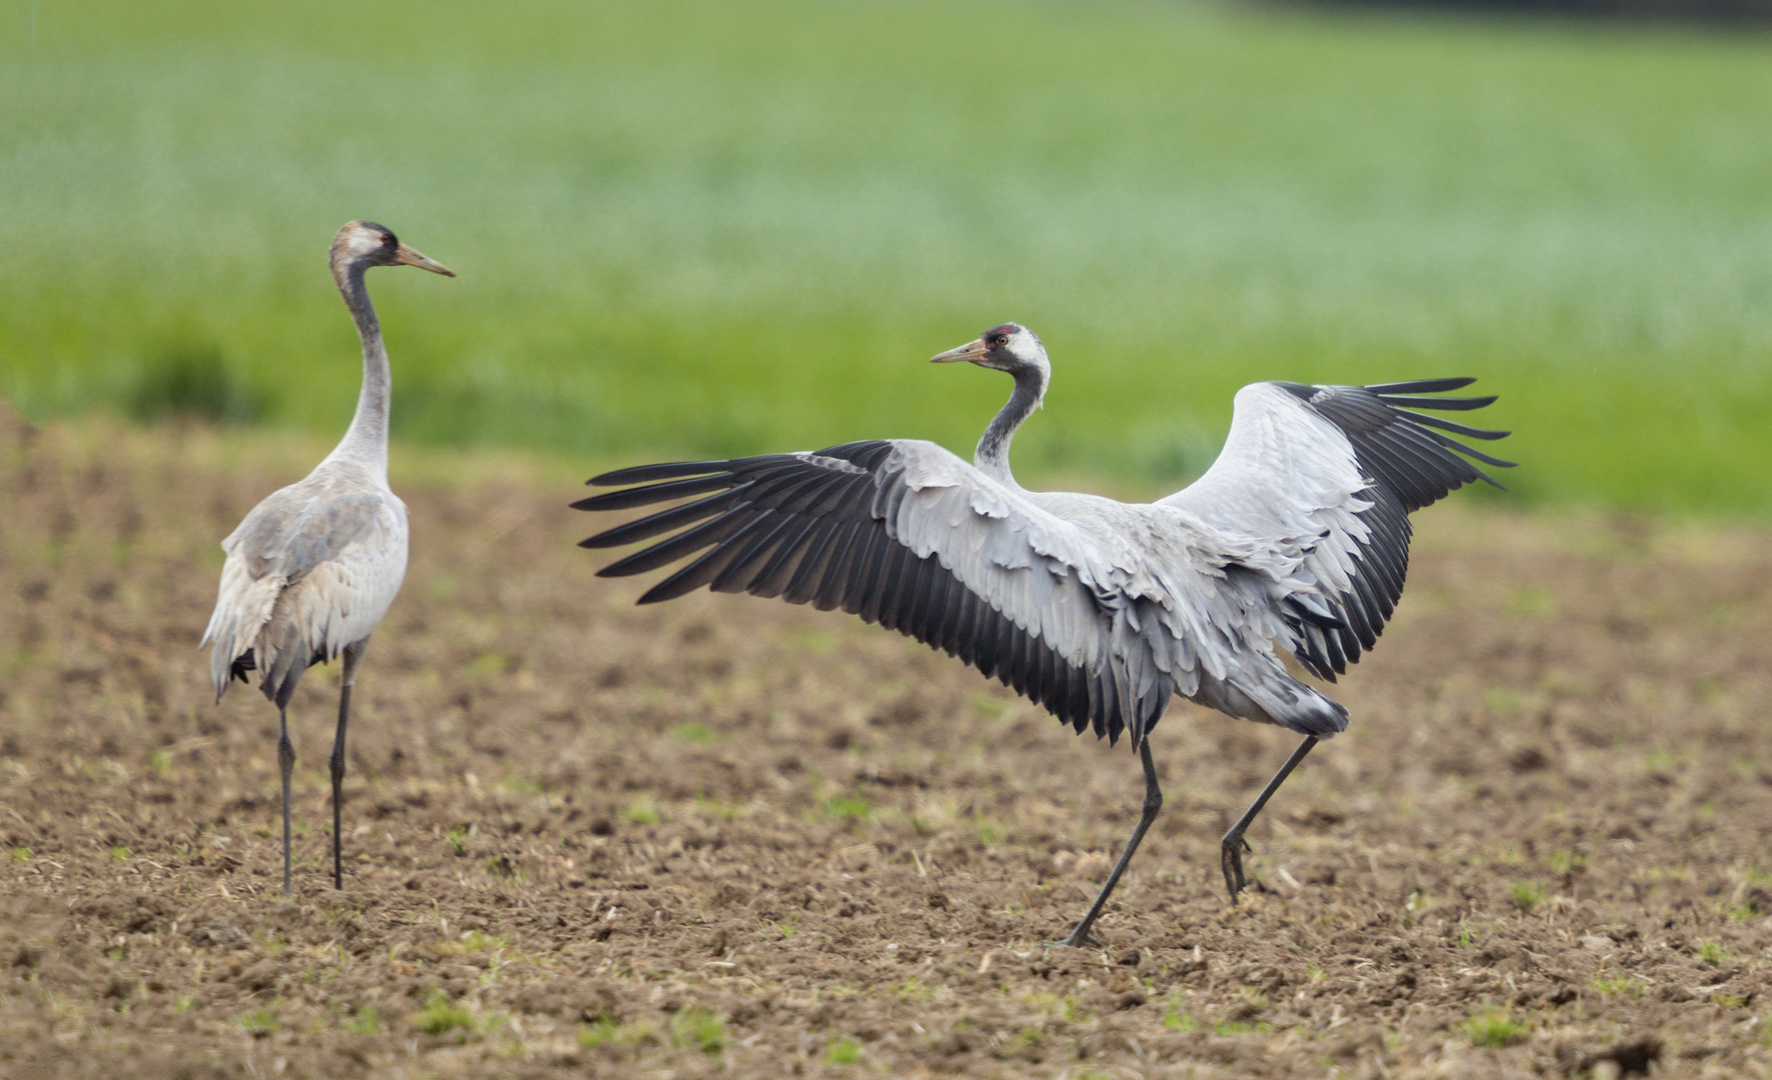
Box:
[231,480,388,585]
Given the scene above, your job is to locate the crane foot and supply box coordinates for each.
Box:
[1220,835,1253,903]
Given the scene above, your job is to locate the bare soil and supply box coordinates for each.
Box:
[3,412,1772,1079]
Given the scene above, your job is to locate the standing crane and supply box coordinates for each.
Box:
[201,221,454,896]
[575,324,1510,946]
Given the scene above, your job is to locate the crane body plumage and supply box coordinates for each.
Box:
[201,220,452,895]
[577,323,1511,945]
[204,471,408,708]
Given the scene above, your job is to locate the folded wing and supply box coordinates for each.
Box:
[202,475,408,706]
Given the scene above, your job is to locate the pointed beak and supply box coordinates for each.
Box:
[392,243,456,277]
[930,338,988,364]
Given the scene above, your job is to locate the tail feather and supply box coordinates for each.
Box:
[256,614,311,709]
[1194,665,1349,738]
[202,567,284,703]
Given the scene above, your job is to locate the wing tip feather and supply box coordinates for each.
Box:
[589,460,731,487]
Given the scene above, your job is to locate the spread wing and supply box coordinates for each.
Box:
[1159,378,1511,682]
[575,440,1177,745]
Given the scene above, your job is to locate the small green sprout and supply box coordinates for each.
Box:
[412,992,474,1035]
[670,1007,725,1055]
[825,1036,861,1064]
[821,793,871,820]
[237,1005,279,1037]
[345,1005,380,1035]
[1464,1007,1527,1049]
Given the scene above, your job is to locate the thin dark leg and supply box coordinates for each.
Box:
[1220,735,1318,903]
[330,642,366,891]
[277,707,295,896]
[330,682,351,890]
[1060,738,1162,948]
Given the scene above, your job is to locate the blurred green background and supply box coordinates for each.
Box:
[3,0,1770,512]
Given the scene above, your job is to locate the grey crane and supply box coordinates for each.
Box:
[201,220,454,895]
[575,323,1510,946]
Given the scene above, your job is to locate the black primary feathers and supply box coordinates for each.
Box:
[1271,378,1512,683]
[576,442,1160,744]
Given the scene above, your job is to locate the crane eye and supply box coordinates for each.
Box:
[989,336,1008,348]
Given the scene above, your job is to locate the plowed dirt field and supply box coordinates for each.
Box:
[3,414,1771,1078]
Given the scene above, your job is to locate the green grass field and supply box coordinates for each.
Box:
[4,0,1771,512]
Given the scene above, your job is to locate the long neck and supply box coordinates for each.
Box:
[974,365,1046,486]
[327,261,391,477]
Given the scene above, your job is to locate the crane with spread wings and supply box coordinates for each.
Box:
[576,324,1511,946]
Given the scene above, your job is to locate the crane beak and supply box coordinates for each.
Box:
[930,338,988,364]
[392,244,456,277]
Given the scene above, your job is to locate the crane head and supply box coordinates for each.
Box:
[930,323,1048,375]
[330,220,456,278]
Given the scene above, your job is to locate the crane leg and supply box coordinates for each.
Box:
[277,707,295,896]
[1059,738,1162,948]
[1220,735,1318,903]
[329,641,366,891]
